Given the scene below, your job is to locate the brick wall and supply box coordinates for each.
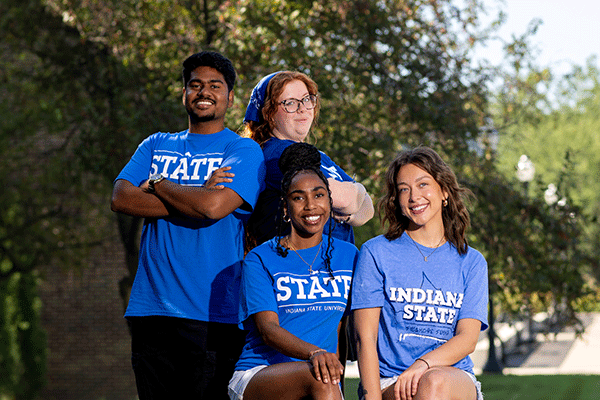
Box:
[38,232,138,400]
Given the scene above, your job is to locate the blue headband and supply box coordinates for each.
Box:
[244,71,282,123]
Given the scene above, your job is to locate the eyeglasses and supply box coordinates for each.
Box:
[278,94,318,113]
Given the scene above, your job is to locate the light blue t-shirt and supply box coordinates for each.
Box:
[235,236,358,370]
[116,128,266,323]
[351,232,488,376]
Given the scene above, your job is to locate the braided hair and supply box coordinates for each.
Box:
[275,142,335,276]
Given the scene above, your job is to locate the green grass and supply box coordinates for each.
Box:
[343,375,600,400]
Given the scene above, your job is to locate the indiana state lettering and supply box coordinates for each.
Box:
[390,287,464,324]
[150,151,224,184]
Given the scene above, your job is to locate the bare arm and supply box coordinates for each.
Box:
[413,318,481,368]
[327,179,375,227]
[253,310,344,385]
[111,179,171,218]
[204,166,234,189]
[343,191,374,226]
[111,177,245,220]
[354,307,383,400]
[393,318,482,400]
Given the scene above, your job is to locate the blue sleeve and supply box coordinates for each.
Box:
[351,242,385,310]
[459,251,489,331]
[115,134,156,186]
[220,138,266,212]
[319,151,354,182]
[239,249,278,328]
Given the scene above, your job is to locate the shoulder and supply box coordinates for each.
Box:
[142,130,187,145]
[361,234,398,252]
[318,149,335,164]
[247,237,279,259]
[463,246,486,264]
[330,236,359,254]
[262,137,294,157]
[221,129,262,152]
[453,246,488,276]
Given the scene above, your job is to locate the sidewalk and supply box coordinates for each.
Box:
[471,312,600,375]
[346,312,600,377]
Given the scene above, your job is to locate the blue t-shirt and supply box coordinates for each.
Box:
[248,137,355,245]
[116,128,266,323]
[235,236,358,370]
[351,233,488,376]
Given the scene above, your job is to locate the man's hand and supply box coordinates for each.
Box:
[204,166,234,189]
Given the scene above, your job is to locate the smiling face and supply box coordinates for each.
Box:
[284,171,330,243]
[271,80,315,142]
[182,66,233,132]
[396,163,448,231]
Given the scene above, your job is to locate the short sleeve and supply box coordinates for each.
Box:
[221,138,266,212]
[239,250,278,328]
[319,151,354,182]
[114,134,155,186]
[351,242,385,310]
[459,251,489,331]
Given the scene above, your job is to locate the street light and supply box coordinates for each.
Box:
[545,183,559,205]
[516,155,536,345]
[516,154,535,193]
[545,183,567,207]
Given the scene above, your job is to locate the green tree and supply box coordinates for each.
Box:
[482,25,599,340]
[2,0,598,394]
[494,60,600,273]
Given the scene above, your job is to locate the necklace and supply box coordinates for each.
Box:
[409,234,445,262]
[286,238,323,274]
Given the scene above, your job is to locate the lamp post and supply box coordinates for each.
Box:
[545,183,567,207]
[516,155,536,344]
[516,154,535,193]
[483,291,503,373]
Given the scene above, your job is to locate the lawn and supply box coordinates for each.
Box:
[343,375,600,400]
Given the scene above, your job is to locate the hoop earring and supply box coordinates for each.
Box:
[443,199,448,207]
[283,214,290,223]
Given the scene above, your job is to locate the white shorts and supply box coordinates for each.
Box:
[360,370,483,400]
[229,364,345,400]
[228,365,268,400]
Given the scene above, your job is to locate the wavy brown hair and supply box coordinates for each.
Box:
[243,71,320,146]
[379,147,472,255]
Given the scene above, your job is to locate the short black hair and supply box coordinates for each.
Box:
[182,51,236,92]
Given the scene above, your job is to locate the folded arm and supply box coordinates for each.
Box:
[327,179,374,227]
[111,178,244,220]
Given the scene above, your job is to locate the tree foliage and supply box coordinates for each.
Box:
[1,0,597,394]
[485,31,599,326]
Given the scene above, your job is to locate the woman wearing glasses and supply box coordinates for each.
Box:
[242,71,374,249]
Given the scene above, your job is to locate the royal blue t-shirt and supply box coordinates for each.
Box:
[116,128,265,323]
[235,236,358,370]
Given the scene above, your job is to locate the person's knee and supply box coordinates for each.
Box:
[416,369,449,398]
[310,381,341,399]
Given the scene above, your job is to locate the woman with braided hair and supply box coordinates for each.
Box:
[228,142,358,400]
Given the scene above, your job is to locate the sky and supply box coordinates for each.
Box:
[476,0,600,75]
